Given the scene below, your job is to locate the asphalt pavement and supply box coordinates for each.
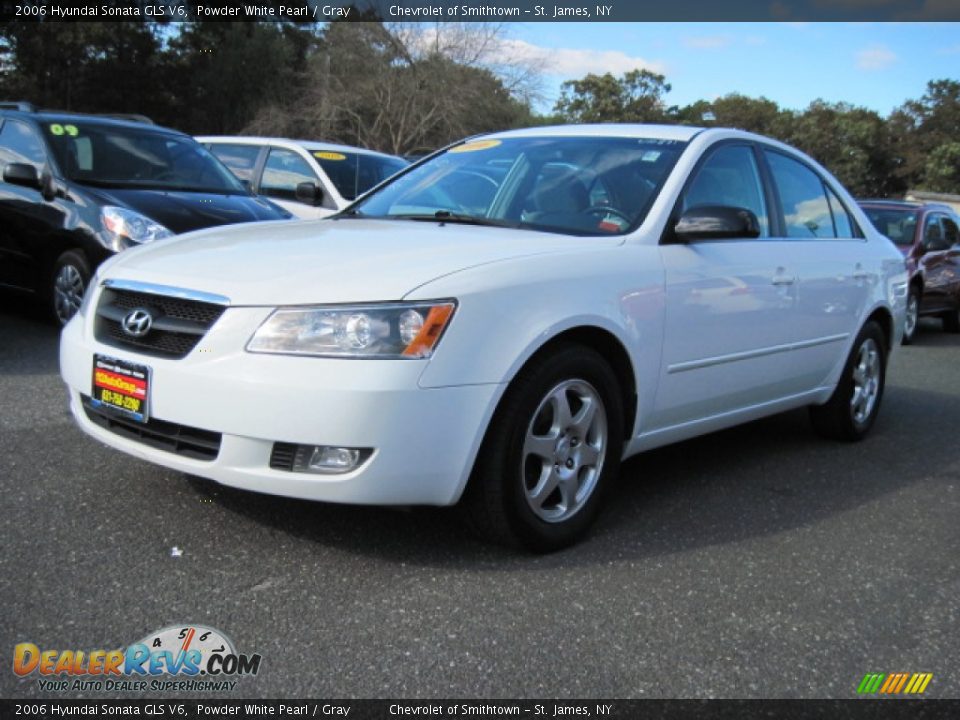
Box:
[2,300,958,699]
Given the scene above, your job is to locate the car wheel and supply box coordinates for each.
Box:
[902,286,919,345]
[462,344,624,552]
[942,307,960,334]
[809,321,886,442]
[51,250,91,326]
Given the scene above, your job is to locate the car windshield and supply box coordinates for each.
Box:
[861,206,919,246]
[42,121,246,194]
[312,150,408,201]
[350,136,687,236]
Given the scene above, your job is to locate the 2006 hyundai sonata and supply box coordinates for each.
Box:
[61,124,907,551]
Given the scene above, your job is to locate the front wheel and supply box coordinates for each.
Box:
[462,344,624,552]
[51,249,91,326]
[809,321,886,441]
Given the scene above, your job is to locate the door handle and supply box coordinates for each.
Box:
[772,269,795,286]
[853,263,870,280]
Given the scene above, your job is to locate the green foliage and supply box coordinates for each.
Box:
[923,142,960,194]
[554,69,671,123]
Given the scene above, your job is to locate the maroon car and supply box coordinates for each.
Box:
[859,200,960,344]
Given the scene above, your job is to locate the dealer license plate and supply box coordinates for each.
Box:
[91,354,151,423]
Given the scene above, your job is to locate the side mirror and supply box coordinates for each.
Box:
[3,162,42,190]
[295,181,324,207]
[673,205,761,242]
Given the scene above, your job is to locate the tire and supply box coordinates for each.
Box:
[942,307,960,334]
[902,285,919,345]
[809,321,886,442]
[50,249,91,326]
[461,344,624,552]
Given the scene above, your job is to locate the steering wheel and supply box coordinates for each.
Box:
[583,206,632,224]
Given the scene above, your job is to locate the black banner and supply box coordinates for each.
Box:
[3,700,960,720]
[3,0,960,23]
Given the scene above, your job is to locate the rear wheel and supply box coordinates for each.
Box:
[462,344,624,552]
[902,286,919,344]
[809,321,886,441]
[50,249,91,326]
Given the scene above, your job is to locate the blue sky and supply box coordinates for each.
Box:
[506,23,960,116]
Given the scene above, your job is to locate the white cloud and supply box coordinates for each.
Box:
[856,45,897,70]
[937,44,960,55]
[498,38,667,78]
[681,35,733,50]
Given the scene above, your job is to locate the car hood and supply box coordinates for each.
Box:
[105,218,609,305]
[81,186,290,233]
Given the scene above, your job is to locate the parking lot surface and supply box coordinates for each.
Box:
[2,303,958,699]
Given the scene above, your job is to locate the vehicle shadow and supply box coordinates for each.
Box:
[0,298,60,376]
[184,372,959,568]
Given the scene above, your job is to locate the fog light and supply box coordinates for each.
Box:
[292,445,372,474]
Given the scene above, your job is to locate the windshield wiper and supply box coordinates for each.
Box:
[392,211,520,228]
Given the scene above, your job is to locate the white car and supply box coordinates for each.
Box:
[61,124,907,551]
[197,136,408,219]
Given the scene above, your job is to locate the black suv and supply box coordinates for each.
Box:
[0,103,291,323]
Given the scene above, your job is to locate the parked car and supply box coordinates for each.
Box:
[61,124,907,551]
[858,199,960,343]
[198,136,408,219]
[0,104,292,324]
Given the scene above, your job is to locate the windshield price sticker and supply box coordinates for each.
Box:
[449,139,502,154]
[314,151,347,161]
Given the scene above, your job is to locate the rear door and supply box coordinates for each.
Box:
[760,148,870,388]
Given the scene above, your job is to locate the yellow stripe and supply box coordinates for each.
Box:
[917,674,933,694]
[904,674,920,693]
[894,673,909,693]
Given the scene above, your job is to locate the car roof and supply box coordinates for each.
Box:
[858,199,954,213]
[485,123,705,142]
[196,135,405,161]
[1,108,186,136]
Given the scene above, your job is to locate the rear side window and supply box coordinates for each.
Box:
[943,216,959,246]
[764,150,835,238]
[0,119,47,171]
[825,185,855,238]
[682,144,770,237]
[260,148,317,201]
[208,143,261,183]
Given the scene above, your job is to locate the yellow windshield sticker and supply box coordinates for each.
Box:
[50,124,65,136]
[64,124,79,137]
[449,139,501,154]
[313,151,346,161]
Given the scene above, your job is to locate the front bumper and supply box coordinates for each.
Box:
[60,307,502,506]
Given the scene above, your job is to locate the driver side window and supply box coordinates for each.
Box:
[683,145,769,237]
[923,216,945,250]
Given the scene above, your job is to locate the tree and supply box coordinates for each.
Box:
[553,69,671,123]
[0,22,165,115]
[891,79,960,192]
[923,142,960,194]
[245,22,539,155]
[786,100,900,197]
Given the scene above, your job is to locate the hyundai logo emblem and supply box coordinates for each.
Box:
[121,308,153,338]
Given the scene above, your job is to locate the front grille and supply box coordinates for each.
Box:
[269,442,298,471]
[82,395,222,461]
[94,287,226,359]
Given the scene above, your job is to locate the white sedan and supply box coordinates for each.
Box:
[60,124,907,551]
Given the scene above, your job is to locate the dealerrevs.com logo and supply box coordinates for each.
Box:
[13,624,262,693]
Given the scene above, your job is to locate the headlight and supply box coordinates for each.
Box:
[247,301,457,359]
[99,206,173,250]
